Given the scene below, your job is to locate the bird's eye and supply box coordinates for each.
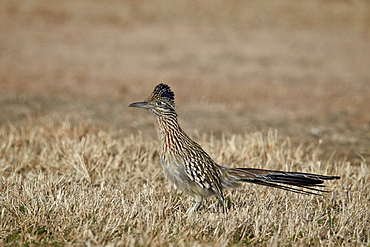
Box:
[156,101,165,106]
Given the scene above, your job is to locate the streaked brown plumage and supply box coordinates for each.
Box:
[129,83,340,212]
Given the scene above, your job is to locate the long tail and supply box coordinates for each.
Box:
[225,167,340,195]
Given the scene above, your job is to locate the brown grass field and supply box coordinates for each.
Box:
[1,0,370,246]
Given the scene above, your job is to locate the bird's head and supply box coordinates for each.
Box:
[129,83,176,116]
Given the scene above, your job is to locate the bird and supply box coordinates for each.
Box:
[129,83,340,212]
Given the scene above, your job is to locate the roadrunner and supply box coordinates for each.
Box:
[129,83,340,212]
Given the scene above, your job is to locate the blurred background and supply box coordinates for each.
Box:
[1,0,369,161]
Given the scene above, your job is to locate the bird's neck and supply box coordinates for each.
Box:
[156,113,187,154]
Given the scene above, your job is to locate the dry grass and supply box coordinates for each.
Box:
[1,0,370,245]
[0,120,368,246]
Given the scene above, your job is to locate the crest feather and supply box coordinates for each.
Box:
[151,83,175,104]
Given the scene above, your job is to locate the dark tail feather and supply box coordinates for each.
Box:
[226,167,340,195]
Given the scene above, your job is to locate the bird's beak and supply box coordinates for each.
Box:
[129,101,151,109]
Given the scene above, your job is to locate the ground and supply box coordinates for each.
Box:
[0,0,369,246]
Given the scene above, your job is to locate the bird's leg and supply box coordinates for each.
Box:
[186,196,203,214]
[217,195,230,213]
